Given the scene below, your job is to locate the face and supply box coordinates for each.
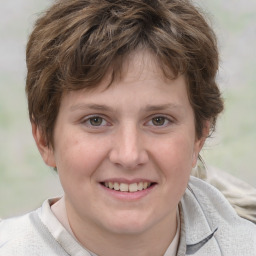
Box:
[35,50,207,239]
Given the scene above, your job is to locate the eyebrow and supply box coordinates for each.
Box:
[70,103,113,112]
[70,103,181,112]
[143,103,181,112]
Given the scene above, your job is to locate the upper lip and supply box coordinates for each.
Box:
[100,178,156,184]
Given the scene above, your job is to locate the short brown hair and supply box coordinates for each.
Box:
[26,0,224,147]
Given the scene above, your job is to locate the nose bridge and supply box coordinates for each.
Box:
[109,123,148,168]
[122,124,139,158]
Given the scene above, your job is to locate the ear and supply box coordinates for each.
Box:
[192,120,211,167]
[32,122,56,167]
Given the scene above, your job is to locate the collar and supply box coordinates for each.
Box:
[37,198,93,256]
[176,177,220,256]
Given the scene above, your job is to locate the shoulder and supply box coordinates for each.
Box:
[0,212,37,255]
[192,164,256,223]
[0,206,68,256]
[187,176,256,225]
[0,212,33,240]
[182,176,256,255]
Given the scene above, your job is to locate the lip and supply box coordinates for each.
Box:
[101,178,154,184]
[99,179,157,201]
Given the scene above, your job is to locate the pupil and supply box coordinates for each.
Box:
[90,117,102,126]
[153,117,165,126]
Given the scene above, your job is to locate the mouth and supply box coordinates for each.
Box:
[100,181,156,193]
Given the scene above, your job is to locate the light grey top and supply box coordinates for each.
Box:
[192,164,256,223]
[1,176,256,256]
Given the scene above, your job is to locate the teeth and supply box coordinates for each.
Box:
[138,182,143,191]
[114,182,120,191]
[129,183,138,192]
[120,183,129,192]
[109,182,114,189]
[143,182,148,189]
[103,181,152,192]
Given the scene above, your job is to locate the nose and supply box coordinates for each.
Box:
[109,125,149,169]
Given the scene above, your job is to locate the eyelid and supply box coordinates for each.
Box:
[144,114,174,127]
[81,114,111,128]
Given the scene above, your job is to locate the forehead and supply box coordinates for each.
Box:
[59,50,191,116]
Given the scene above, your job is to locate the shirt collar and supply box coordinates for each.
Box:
[176,184,219,255]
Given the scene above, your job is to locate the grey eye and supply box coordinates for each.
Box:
[89,117,103,126]
[152,117,166,126]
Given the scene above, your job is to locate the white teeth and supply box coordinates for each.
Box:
[138,182,143,191]
[120,183,129,192]
[143,182,148,189]
[103,181,152,192]
[114,182,120,191]
[129,183,138,192]
[109,182,114,189]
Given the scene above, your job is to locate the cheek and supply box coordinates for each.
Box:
[54,133,109,182]
[147,136,194,216]
[153,135,195,170]
[151,134,195,190]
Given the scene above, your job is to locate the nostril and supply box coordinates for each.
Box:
[109,149,149,169]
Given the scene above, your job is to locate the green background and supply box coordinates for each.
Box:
[0,0,256,218]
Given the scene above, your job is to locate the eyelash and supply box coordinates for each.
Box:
[81,115,110,128]
[145,115,173,127]
[81,115,174,129]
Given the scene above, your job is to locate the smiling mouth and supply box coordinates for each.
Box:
[100,181,156,193]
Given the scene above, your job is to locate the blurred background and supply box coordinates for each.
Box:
[0,0,256,218]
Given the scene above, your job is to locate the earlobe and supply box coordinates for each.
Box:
[31,122,56,167]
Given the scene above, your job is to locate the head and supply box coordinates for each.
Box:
[26,0,224,249]
[26,0,223,149]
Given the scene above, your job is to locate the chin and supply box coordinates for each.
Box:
[103,211,155,235]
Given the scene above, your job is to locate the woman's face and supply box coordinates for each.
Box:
[36,50,206,238]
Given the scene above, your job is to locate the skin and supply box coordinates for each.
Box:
[33,50,208,256]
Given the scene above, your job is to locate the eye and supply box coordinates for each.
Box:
[146,116,172,127]
[83,116,108,127]
[152,117,167,126]
[89,116,104,126]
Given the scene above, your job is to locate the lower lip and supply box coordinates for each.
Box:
[99,184,156,201]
